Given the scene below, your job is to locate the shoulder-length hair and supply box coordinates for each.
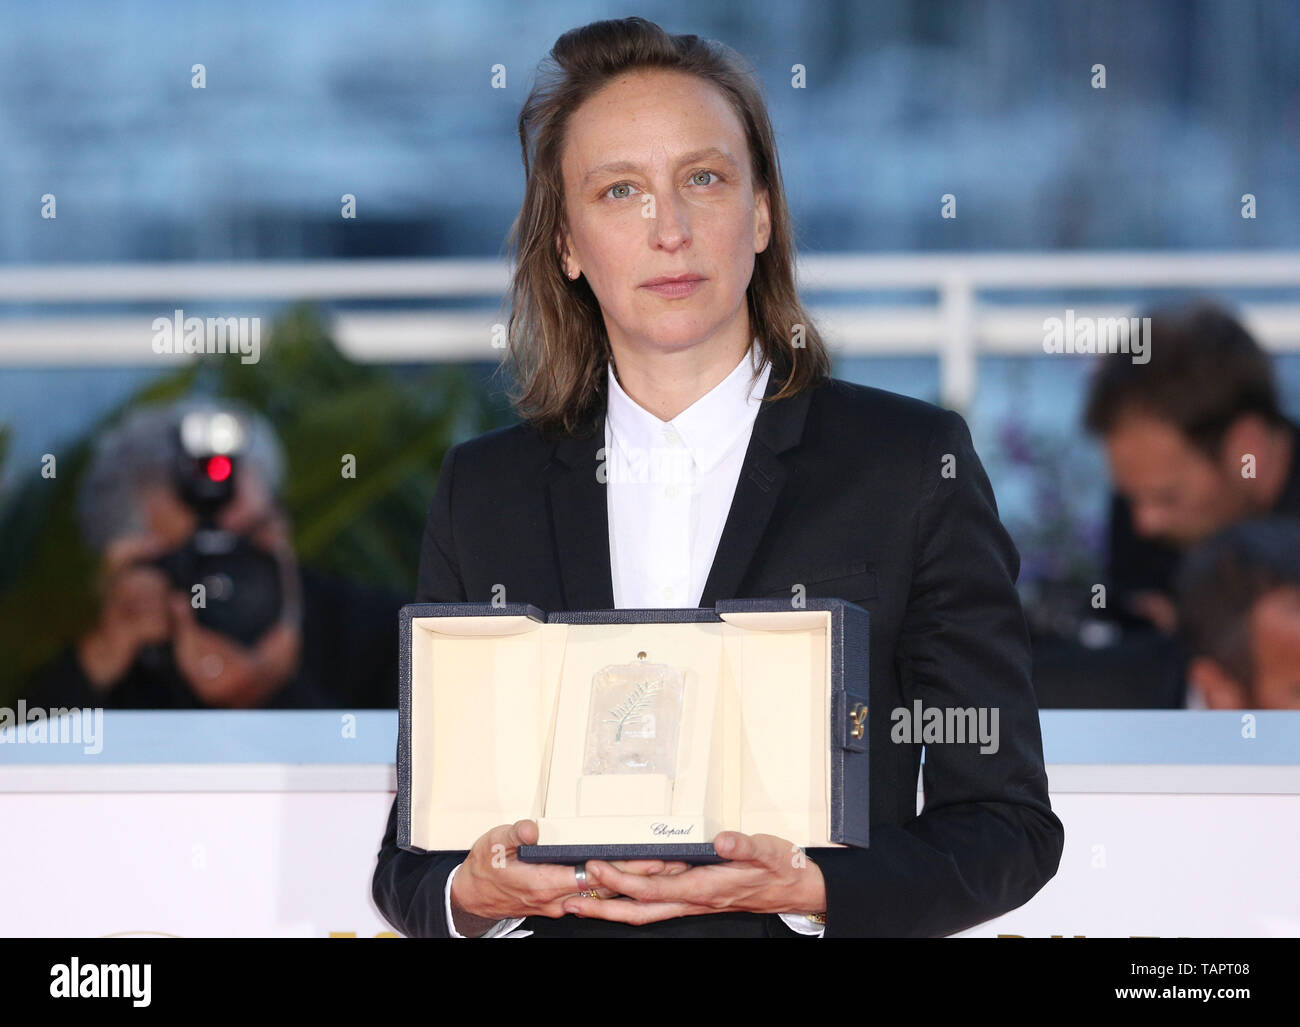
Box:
[498,16,831,439]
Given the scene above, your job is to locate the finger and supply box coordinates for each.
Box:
[605,859,682,876]
[170,593,196,627]
[569,885,621,901]
[587,862,721,904]
[601,859,694,878]
[113,573,172,642]
[102,535,170,577]
[168,596,220,684]
[169,596,200,655]
[713,831,765,863]
[532,893,617,921]
[568,885,621,901]
[607,859,663,873]
[119,569,170,610]
[175,610,243,660]
[560,896,711,926]
[254,622,299,663]
[171,597,261,665]
[107,562,171,617]
[481,821,588,895]
[502,819,539,848]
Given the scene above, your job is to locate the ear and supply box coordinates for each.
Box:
[753,187,771,255]
[1188,655,1251,709]
[555,227,578,279]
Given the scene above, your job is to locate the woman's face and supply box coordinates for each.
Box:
[558,68,771,359]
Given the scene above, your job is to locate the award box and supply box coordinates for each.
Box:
[397,598,870,864]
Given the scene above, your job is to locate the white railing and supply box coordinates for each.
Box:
[3,251,1299,408]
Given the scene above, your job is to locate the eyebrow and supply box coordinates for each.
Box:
[581,147,740,187]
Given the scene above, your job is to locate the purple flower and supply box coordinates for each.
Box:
[998,419,1035,466]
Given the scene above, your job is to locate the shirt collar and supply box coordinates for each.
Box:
[606,339,771,475]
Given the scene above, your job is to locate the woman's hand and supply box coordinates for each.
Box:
[448,819,689,936]
[559,832,827,925]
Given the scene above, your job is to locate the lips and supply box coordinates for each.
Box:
[640,274,706,299]
[640,273,705,287]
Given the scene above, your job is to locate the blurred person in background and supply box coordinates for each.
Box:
[1174,517,1300,710]
[1084,301,1300,637]
[1032,300,1300,709]
[24,398,404,709]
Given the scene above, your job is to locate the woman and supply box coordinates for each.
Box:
[372,16,1063,938]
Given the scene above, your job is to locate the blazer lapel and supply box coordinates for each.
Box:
[697,358,812,606]
[546,412,616,611]
[545,353,814,612]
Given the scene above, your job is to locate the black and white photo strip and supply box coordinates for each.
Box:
[0,0,1294,1011]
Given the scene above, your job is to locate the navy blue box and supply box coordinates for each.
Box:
[397,597,869,864]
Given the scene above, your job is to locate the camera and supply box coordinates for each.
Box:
[144,409,284,647]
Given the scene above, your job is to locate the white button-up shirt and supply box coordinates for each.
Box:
[444,339,823,937]
[605,340,770,610]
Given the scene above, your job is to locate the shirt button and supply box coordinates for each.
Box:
[661,585,674,600]
[665,484,678,499]
[663,427,680,445]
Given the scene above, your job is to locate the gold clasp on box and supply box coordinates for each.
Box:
[849,703,868,740]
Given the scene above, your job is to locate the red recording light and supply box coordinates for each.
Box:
[206,455,233,482]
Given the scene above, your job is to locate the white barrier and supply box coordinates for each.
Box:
[4,252,1300,408]
[1,763,1295,938]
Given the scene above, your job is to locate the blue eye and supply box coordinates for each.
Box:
[691,170,718,186]
[607,182,640,200]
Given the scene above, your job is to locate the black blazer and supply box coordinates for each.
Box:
[372,355,1065,938]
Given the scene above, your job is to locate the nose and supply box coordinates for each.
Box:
[1131,501,1169,539]
[648,191,691,250]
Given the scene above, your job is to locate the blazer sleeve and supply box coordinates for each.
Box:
[812,409,1065,937]
[371,443,470,938]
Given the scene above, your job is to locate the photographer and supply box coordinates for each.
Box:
[1084,301,1300,635]
[1174,517,1300,710]
[25,398,404,710]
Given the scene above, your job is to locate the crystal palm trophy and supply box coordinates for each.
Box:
[583,651,685,778]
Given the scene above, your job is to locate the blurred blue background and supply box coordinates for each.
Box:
[2,0,1299,695]
[4,0,1299,479]
[5,0,1299,263]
